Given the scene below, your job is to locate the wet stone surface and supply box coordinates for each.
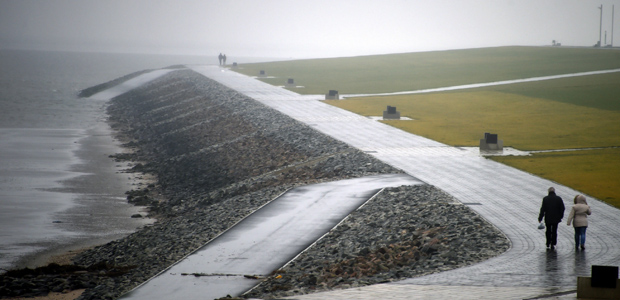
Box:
[0,69,509,300]
[72,70,404,299]
[189,65,620,300]
[245,185,509,299]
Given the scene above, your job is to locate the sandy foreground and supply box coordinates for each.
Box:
[46,248,91,266]
[5,250,89,300]
[6,289,84,300]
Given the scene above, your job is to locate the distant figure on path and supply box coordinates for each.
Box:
[567,194,591,250]
[223,54,227,65]
[218,53,223,65]
[538,187,565,250]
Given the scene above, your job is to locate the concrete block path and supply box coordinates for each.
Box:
[189,66,620,299]
[119,174,422,300]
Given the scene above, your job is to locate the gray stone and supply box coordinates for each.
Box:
[0,69,508,300]
[383,106,401,120]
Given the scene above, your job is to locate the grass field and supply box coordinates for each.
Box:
[492,149,620,208]
[326,73,620,151]
[239,46,620,208]
[237,46,620,94]
[326,78,620,207]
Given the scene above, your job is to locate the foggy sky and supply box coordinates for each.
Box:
[1,0,618,58]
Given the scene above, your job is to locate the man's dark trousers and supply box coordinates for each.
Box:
[546,222,559,247]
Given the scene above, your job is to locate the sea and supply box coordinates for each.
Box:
[0,49,284,272]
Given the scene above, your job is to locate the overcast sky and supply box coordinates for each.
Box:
[1,0,618,59]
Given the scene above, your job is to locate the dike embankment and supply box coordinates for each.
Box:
[0,69,509,300]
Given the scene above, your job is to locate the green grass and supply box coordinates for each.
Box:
[489,72,620,111]
[236,46,620,208]
[326,74,620,150]
[491,149,620,208]
[237,46,620,94]
[325,74,620,208]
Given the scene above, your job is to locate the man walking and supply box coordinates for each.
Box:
[538,187,565,250]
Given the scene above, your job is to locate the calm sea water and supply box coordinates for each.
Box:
[0,50,282,271]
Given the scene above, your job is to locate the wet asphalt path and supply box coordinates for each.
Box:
[119,174,423,300]
[187,65,620,300]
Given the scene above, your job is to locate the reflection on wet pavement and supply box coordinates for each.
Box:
[119,174,423,300]
[189,65,620,300]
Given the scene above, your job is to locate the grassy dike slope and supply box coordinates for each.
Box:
[238,46,620,208]
[238,46,620,94]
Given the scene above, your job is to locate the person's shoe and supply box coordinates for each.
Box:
[581,245,585,250]
[551,245,555,250]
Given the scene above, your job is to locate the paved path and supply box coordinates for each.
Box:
[90,69,174,100]
[120,174,422,300]
[340,68,620,98]
[188,65,620,299]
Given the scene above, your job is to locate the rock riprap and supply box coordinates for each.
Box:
[0,68,509,300]
[244,185,509,299]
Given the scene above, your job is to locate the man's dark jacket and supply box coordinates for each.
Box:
[538,192,565,224]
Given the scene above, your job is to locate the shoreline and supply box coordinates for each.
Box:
[1,68,509,299]
[8,106,154,271]
[3,64,171,272]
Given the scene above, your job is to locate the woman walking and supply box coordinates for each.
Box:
[566,194,592,250]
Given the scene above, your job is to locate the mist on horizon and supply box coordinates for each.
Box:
[1,0,619,59]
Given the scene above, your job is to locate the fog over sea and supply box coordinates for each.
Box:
[0,50,283,272]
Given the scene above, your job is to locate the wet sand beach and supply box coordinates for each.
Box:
[6,289,84,300]
[0,50,200,272]
[2,116,153,270]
